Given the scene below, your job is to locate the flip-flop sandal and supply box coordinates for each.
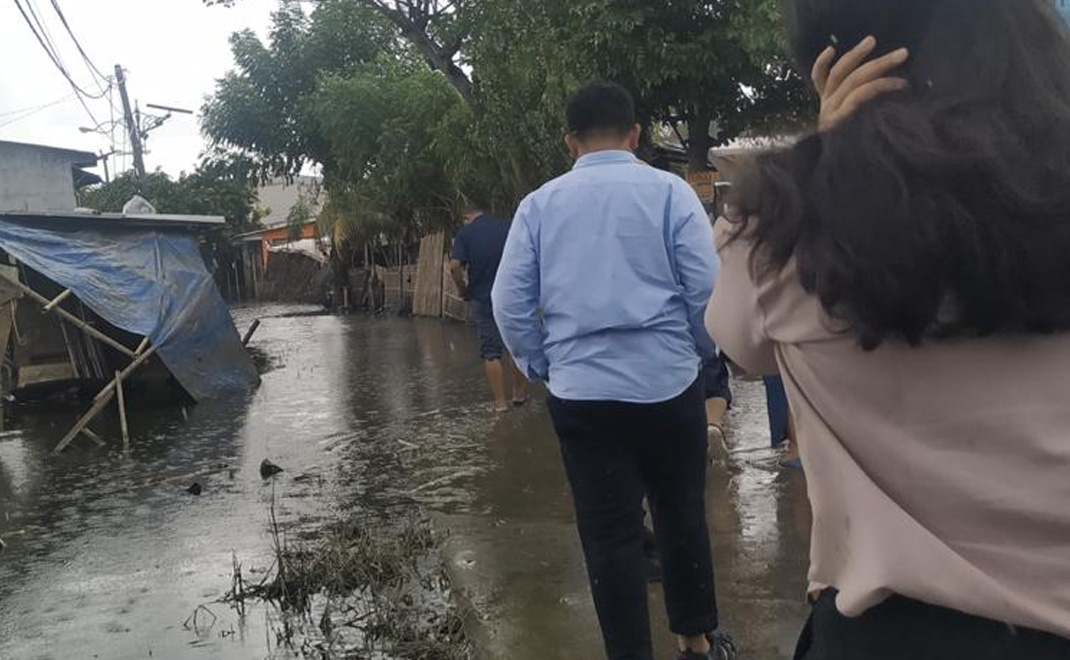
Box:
[512,398,529,407]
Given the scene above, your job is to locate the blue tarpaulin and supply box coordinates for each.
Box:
[0,216,259,401]
[1057,0,1070,23]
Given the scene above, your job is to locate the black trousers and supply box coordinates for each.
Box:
[795,589,1070,660]
[548,378,718,660]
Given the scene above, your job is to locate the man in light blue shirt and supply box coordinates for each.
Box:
[492,82,732,660]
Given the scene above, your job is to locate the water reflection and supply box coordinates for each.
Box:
[0,307,814,660]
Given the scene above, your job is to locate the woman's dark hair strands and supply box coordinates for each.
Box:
[733,0,1070,350]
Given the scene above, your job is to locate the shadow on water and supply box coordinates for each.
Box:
[0,306,498,660]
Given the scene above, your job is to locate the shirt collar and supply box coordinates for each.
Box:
[572,150,640,170]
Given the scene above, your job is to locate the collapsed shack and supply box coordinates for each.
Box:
[261,240,333,304]
[0,210,260,453]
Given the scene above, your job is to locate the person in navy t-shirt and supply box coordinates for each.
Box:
[449,203,528,412]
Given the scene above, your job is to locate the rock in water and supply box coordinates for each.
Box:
[260,459,284,479]
[187,482,203,496]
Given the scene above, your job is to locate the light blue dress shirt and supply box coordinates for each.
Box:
[491,150,719,403]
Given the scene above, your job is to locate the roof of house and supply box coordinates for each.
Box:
[257,175,322,229]
[0,210,224,230]
[0,140,98,168]
[232,217,317,242]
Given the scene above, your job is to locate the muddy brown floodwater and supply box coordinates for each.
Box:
[0,306,813,660]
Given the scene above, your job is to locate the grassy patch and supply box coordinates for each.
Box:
[227,501,471,660]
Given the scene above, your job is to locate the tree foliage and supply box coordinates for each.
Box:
[201,0,812,258]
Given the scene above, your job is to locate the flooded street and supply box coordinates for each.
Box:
[0,306,812,660]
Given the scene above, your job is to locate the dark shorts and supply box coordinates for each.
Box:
[700,353,733,404]
[471,299,505,361]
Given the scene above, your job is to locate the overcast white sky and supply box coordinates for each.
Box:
[0,0,276,177]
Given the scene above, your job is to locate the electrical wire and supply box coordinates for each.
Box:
[0,91,76,118]
[0,94,78,129]
[48,0,111,90]
[11,0,110,100]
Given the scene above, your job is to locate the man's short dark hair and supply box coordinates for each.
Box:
[566,81,636,140]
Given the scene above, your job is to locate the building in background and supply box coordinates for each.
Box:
[232,176,330,302]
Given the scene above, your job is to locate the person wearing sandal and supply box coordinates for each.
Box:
[449,202,528,413]
[708,1,1070,657]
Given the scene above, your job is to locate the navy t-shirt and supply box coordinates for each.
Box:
[451,214,511,303]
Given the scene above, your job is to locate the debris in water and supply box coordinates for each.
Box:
[187,482,203,496]
[0,536,5,552]
[260,459,284,479]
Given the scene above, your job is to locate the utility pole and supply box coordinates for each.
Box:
[114,64,146,179]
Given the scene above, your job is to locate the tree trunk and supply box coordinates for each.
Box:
[361,0,476,104]
[687,108,715,174]
[404,30,475,103]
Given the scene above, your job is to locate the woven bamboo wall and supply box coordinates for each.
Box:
[412,232,445,317]
[382,267,403,308]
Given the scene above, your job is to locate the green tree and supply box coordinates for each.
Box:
[200,0,400,178]
[201,0,811,252]
[563,0,809,172]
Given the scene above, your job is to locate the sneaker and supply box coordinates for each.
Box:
[675,631,737,660]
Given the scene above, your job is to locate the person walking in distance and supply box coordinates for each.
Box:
[449,203,527,413]
[493,81,735,660]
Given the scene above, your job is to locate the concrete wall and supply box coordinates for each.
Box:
[0,142,79,212]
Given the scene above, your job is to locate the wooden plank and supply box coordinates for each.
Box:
[382,267,403,308]
[241,319,261,346]
[116,370,129,451]
[17,362,76,388]
[0,271,136,359]
[412,232,445,317]
[0,303,15,396]
[42,289,72,312]
[81,427,106,447]
[55,345,157,453]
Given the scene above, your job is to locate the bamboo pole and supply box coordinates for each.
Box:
[54,345,157,453]
[42,289,72,312]
[241,319,261,346]
[0,272,135,358]
[116,370,129,450]
[81,427,106,447]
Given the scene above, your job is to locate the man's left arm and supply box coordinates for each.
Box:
[672,182,719,360]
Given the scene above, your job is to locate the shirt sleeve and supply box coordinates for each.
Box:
[671,181,719,361]
[491,198,549,382]
[705,220,779,376]
[450,227,469,263]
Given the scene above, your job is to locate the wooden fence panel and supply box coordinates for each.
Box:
[412,232,445,317]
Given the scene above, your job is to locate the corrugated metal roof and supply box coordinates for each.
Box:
[0,210,224,229]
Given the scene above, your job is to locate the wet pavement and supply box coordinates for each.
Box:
[0,307,812,660]
[439,378,812,660]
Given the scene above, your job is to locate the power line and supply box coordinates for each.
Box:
[48,0,111,89]
[0,94,78,129]
[0,92,76,118]
[11,0,110,100]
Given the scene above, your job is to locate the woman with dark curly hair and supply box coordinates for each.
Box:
[707,0,1070,658]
